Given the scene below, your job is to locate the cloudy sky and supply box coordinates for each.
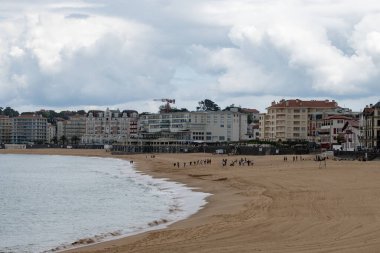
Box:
[1,0,379,113]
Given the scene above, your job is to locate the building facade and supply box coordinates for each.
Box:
[259,99,340,141]
[139,109,247,144]
[362,102,380,150]
[46,123,57,143]
[82,109,139,144]
[12,115,47,144]
[0,115,12,144]
[317,115,357,150]
[57,115,86,144]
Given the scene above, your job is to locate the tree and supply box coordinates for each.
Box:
[76,110,87,116]
[51,136,58,144]
[2,107,19,117]
[197,99,220,111]
[160,106,189,113]
[247,114,254,124]
[60,135,67,145]
[71,135,80,145]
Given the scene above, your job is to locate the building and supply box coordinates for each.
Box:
[259,99,340,141]
[308,108,359,142]
[82,109,139,144]
[362,102,380,150]
[241,108,260,123]
[244,123,260,140]
[46,123,57,144]
[12,114,47,144]
[57,115,86,144]
[0,115,12,144]
[317,115,357,150]
[139,109,247,144]
[341,120,360,151]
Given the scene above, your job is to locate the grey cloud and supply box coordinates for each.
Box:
[1,0,380,112]
[65,13,90,19]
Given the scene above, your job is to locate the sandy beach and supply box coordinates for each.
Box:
[2,149,380,253]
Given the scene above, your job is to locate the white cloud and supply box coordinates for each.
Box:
[0,0,380,112]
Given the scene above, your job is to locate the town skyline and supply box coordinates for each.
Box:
[2,96,374,116]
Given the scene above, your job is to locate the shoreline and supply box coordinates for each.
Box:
[3,149,380,252]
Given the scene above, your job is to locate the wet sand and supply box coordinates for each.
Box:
[2,149,380,252]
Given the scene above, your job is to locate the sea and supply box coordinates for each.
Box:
[0,154,210,253]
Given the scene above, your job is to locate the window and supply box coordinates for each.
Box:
[219,136,225,141]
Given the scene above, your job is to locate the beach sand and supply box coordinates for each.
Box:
[2,149,380,252]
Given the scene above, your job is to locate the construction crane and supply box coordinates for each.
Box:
[153,98,175,113]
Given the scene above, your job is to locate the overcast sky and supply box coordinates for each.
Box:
[0,0,379,113]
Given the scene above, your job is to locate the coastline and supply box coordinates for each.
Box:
[2,149,380,252]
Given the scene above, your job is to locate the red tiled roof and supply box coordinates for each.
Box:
[342,120,359,131]
[324,115,355,120]
[269,99,339,108]
[363,107,374,115]
[241,108,260,114]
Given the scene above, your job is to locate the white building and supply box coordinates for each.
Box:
[139,109,247,143]
[341,120,360,151]
[317,115,358,150]
[82,109,139,144]
[46,123,57,143]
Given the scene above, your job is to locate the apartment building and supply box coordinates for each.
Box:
[362,102,380,150]
[57,115,86,144]
[259,99,339,141]
[139,109,247,143]
[308,108,359,141]
[0,115,12,144]
[12,115,47,144]
[82,108,139,144]
[317,115,357,149]
[46,123,56,143]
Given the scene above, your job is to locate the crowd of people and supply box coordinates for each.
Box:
[222,157,254,167]
[173,159,212,168]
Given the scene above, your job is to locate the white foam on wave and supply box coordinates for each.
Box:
[0,154,211,253]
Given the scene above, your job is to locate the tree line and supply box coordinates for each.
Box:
[1,98,255,123]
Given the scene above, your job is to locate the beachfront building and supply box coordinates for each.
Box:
[308,107,360,143]
[56,115,86,144]
[46,123,57,144]
[82,108,139,144]
[341,120,360,151]
[362,102,380,150]
[317,115,358,150]
[12,114,48,144]
[138,109,248,144]
[0,115,12,144]
[259,99,340,141]
[241,108,260,123]
[243,123,260,140]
